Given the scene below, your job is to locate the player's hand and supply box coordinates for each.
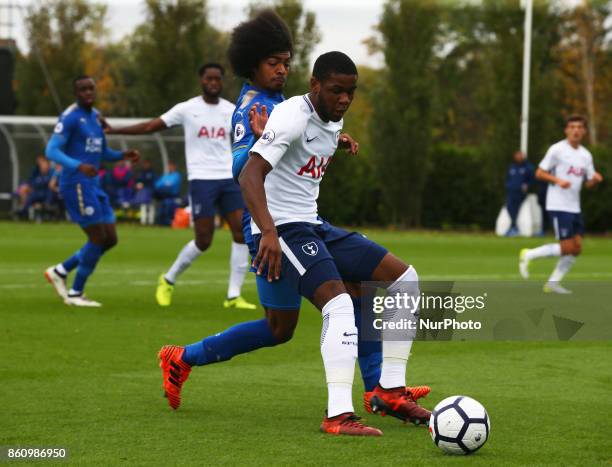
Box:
[78,163,98,178]
[591,171,603,184]
[123,149,140,163]
[253,229,282,282]
[100,117,114,133]
[338,133,359,155]
[249,103,269,138]
[557,179,571,189]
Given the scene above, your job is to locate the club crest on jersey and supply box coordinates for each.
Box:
[302,242,318,256]
[260,129,275,145]
[84,206,95,216]
[54,122,64,134]
[234,123,246,142]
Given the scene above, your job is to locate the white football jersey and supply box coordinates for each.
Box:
[539,139,595,213]
[161,96,234,180]
[249,95,343,234]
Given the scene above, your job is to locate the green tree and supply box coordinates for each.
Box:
[248,0,321,97]
[15,0,107,115]
[370,0,441,227]
[124,0,229,116]
[318,67,383,225]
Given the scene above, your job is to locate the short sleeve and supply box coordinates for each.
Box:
[249,102,305,169]
[585,152,595,180]
[538,145,557,171]
[53,111,77,140]
[160,102,186,127]
[232,106,254,151]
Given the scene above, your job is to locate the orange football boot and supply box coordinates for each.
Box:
[364,385,431,425]
[320,412,383,436]
[158,345,192,410]
[364,384,430,414]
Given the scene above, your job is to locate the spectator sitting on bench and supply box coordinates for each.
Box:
[154,160,182,226]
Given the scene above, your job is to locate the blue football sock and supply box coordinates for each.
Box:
[354,297,382,391]
[183,318,277,366]
[61,251,81,274]
[71,242,104,294]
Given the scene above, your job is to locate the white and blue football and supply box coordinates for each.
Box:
[429,395,490,455]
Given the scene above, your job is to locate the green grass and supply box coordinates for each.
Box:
[1,222,611,466]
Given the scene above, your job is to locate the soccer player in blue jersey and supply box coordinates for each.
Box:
[44,76,139,307]
[157,11,429,424]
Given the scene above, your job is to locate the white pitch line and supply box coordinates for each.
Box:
[0,268,229,275]
[0,279,256,289]
[1,273,610,290]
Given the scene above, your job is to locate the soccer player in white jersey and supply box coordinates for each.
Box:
[519,115,603,293]
[239,51,431,435]
[108,64,255,309]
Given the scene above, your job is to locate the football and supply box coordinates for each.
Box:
[429,396,490,455]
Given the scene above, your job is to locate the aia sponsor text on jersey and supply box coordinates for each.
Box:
[567,166,585,177]
[197,126,226,139]
[297,155,332,179]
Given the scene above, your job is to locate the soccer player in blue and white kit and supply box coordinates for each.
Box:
[240,51,431,435]
[156,13,430,423]
[44,76,139,307]
[519,115,603,293]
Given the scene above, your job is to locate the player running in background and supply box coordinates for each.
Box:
[107,64,255,310]
[519,115,603,293]
[240,51,431,435]
[44,76,139,307]
[156,13,428,423]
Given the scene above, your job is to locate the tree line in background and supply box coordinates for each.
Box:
[13,0,612,231]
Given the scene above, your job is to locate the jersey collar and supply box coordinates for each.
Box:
[242,82,283,100]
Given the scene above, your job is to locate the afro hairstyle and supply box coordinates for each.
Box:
[228,9,293,80]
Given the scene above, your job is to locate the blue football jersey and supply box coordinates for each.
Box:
[231,83,284,180]
[51,104,110,186]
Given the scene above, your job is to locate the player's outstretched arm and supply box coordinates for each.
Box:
[239,154,281,282]
[535,168,570,189]
[106,118,167,135]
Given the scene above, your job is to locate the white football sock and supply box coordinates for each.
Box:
[548,255,576,283]
[165,240,202,284]
[321,293,357,417]
[380,341,413,389]
[380,266,419,389]
[55,263,68,276]
[227,241,249,299]
[525,243,561,261]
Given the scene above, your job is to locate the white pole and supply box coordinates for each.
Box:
[520,0,533,157]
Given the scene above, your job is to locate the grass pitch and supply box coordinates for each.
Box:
[1,222,611,465]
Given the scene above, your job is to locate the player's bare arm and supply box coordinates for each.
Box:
[584,171,603,189]
[535,167,570,189]
[238,154,281,282]
[106,118,167,135]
